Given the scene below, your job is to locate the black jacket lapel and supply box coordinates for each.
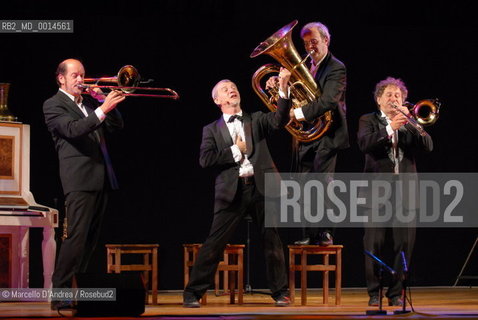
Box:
[376,111,388,127]
[243,113,254,157]
[56,91,85,118]
[315,52,332,84]
[218,117,233,147]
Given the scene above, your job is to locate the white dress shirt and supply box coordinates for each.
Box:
[223,112,254,177]
[59,88,106,122]
[381,110,403,174]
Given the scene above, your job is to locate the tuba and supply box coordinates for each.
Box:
[404,99,441,126]
[250,20,332,143]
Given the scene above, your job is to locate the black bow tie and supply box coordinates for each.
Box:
[228,115,243,123]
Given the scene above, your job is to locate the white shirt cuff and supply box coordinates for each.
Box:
[278,87,290,99]
[95,107,106,122]
[294,108,305,121]
[386,124,394,137]
[230,145,243,162]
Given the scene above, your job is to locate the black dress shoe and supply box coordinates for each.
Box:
[51,300,76,311]
[294,237,311,245]
[317,231,333,246]
[388,296,403,306]
[274,294,291,307]
[183,296,200,308]
[368,295,380,306]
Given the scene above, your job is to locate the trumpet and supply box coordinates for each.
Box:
[79,65,179,100]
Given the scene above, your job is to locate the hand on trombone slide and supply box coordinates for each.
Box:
[390,112,408,131]
[86,86,107,102]
[99,90,126,114]
[390,104,410,131]
[389,102,427,136]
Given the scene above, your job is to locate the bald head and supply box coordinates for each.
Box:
[56,59,85,96]
[56,59,83,84]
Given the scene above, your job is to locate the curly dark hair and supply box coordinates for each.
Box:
[374,77,408,103]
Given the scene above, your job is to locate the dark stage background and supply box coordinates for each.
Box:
[1,1,477,291]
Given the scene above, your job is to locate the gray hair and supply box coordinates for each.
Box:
[300,22,331,43]
[211,79,233,101]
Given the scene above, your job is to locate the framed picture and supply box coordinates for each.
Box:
[0,123,23,195]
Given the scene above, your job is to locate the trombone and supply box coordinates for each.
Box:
[390,103,427,136]
[390,99,441,136]
[79,65,179,100]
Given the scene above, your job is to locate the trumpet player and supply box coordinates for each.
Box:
[357,76,433,307]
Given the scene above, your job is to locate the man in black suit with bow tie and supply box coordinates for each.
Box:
[357,77,433,307]
[183,76,291,307]
[43,59,125,310]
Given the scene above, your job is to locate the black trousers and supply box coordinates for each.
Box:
[184,180,288,300]
[52,190,108,288]
[298,143,338,240]
[363,226,415,298]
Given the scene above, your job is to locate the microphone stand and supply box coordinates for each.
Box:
[394,251,411,314]
[364,250,396,316]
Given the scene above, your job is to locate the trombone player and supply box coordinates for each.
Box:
[266,21,349,246]
[44,58,125,311]
[357,76,433,306]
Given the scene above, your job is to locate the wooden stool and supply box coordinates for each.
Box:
[289,245,342,305]
[106,244,159,304]
[183,244,244,304]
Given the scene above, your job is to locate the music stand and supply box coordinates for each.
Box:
[364,250,396,316]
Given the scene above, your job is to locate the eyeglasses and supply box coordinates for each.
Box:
[303,38,320,47]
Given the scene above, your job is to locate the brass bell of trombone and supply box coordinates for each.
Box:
[404,99,441,126]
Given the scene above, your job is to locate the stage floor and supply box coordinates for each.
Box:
[0,287,477,319]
